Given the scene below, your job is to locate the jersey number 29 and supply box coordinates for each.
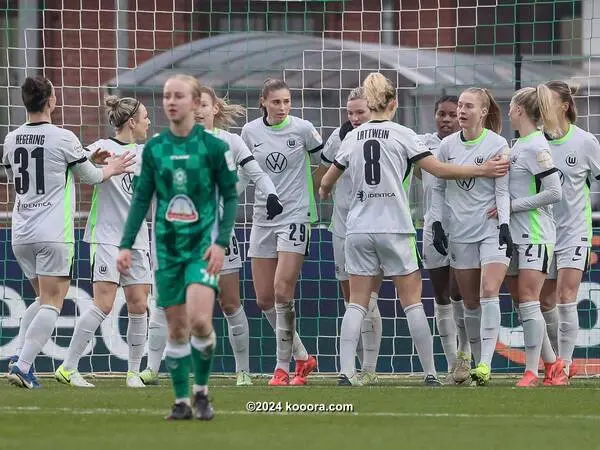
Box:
[13,147,45,195]
[363,140,381,186]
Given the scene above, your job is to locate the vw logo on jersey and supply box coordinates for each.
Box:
[265,152,288,173]
[456,178,475,191]
[121,173,134,194]
[474,156,484,165]
[565,153,577,167]
[558,169,565,185]
[287,138,296,148]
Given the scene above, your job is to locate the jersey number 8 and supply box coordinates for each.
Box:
[363,140,381,186]
[13,147,45,195]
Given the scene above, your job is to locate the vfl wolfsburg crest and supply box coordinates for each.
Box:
[165,194,198,223]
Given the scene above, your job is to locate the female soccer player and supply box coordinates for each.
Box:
[139,87,284,387]
[241,78,321,386]
[5,76,134,389]
[319,73,509,386]
[197,86,282,385]
[414,96,471,383]
[313,87,382,385]
[55,95,152,388]
[503,86,563,387]
[538,81,600,385]
[429,87,512,386]
[118,74,238,420]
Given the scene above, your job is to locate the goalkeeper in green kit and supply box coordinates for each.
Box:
[117,74,238,421]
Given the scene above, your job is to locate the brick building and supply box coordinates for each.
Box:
[0,0,584,212]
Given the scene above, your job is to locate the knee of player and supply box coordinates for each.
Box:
[480,279,501,299]
[93,298,114,315]
[189,314,213,336]
[124,286,150,313]
[274,280,295,301]
[219,297,241,315]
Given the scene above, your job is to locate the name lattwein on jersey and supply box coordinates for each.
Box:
[15,134,45,145]
[356,129,390,141]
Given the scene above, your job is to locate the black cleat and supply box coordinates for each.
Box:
[165,402,193,420]
[193,392,215,420]
[424,374,442,387]
[337,374,352,386]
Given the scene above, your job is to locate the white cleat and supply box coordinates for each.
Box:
[126,371,146,388]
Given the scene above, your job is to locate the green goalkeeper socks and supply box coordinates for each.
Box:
[190,331,216,386]
[165,352,192,400]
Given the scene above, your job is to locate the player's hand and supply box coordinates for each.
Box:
[487,206,498,219]
[204,244,225,275]
[266,194,283,220]
[432,221,448,256]
[117,249,132,275]
[499,223,513,257]
[105,151,136,177]
[90,148,113,165]
[319,184,331,200]
[480,156,509,178]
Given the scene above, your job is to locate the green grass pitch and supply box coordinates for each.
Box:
[1,376,600,450]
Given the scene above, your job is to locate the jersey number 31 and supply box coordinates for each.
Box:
[13,147,45,195]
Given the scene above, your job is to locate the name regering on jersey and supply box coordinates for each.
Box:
[15,134,45,145]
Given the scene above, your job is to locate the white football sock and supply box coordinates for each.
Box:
[451,297,470,355]
[263,306,308,362]
[435,302,457,370]
[17,304,60,373]
[463,306,482,364]
[275,302,295,372]
[479,297,501,367]
[15,298,41,354]
[127,312,147,374]
[63,304,107,371]
[519,301,544,376]
[146,306,167,373]
[557,302,578,365]
[405,303,436,377]
[224,306,250,372]
[360,292,382,374]
[543,307,559,354]
[339,303,366,377]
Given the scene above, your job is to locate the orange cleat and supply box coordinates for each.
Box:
[516,370,539,387]
[289,355,317,386]
[550,358,569,386]
[568,361,578,379]
[542,362,554,386]
[268,368,289,386]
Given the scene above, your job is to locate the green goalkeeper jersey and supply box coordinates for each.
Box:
[120,124,238,269]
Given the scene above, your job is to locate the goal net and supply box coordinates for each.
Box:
[1,0,599,376]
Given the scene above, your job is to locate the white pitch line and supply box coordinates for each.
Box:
[1,406,600,421]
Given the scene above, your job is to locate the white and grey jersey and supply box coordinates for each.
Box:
[430,129,510,243]
[334,120,431,235]
[320,123,354,238]
[509,131,560,245]
[83,138,149,250]
[417,132,449,228]
[3,122,103,245]
[548,124,600,250]
[241,115,323,226]
[209,128,277,198]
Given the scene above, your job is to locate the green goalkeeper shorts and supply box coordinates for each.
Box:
[154,259,220,308]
